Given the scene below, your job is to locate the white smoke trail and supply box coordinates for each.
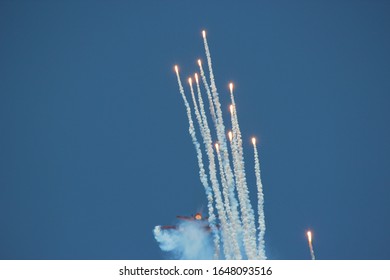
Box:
[201,31,229,169]
[309,243,316,260]
[195,73,242,259]
[201,30,221,131]
[307,231,316,260]
[174,66,221,258]
[215,143,242,259]
[228,88,257,251]
[201,141,232,259]
[199,61,241,233]
[201,32,248,258]
[189,78,205,140]
[176,66,233,259]
[252,138,267,259]
[201,31,232,160]
[229,105,257,259]
[228,84,258,258]
[174,67,208,205]
[198,60,217,130]
[189,76,221,258]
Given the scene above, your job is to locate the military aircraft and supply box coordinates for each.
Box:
[177,212,206,221]
[160,213,217,232]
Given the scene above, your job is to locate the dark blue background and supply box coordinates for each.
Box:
[1,0,389,259]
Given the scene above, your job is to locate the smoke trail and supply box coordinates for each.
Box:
[174,67,208,208]
[174,66,221,258]
[226,130,244,251]
[194,73,207,132]
[202,30,232,163]
[228,105,257,259]
[189,76,224,259]
[201,139,232,259]
[203,35,256,258]
[195,73,242,259]
[228,89,257,244]
[309,243,316,260]
[198,60,217,130]
[215,143,242,259]
[199,62,242,243]
[177,66,234,259]
[201,31,229,170]
[189,78,206,140]
[252,138,267,259]
[201,30,221,132]
[202,32,250,258]
[307,231,316,260]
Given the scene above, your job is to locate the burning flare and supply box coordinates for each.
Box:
[307,230,316,260]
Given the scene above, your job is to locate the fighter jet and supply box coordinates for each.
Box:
[160,213,217,232]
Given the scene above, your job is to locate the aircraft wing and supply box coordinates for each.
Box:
[160,225,177,230]
[176,215,194,221]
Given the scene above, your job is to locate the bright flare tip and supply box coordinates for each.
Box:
[228,131,233,142]
[202,30,206,38]
[307,231,312,243]
[194,73,199,83]
[252,137,256,146]
[188,77,192,85]
[215,143,219,152]
[229,82,234,93]
[197,59,202,67]
[174,65,179,74]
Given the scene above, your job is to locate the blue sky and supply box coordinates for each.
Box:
[0,0,389,259]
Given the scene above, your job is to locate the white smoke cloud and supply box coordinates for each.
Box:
[154,221,214,260]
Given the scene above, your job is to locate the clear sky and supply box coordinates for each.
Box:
[0,0,389,260]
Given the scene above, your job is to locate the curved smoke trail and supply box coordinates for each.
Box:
[155,31,268,260]
[195,73,241,259]
[174,67,221,258]
[252,138,267,259]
